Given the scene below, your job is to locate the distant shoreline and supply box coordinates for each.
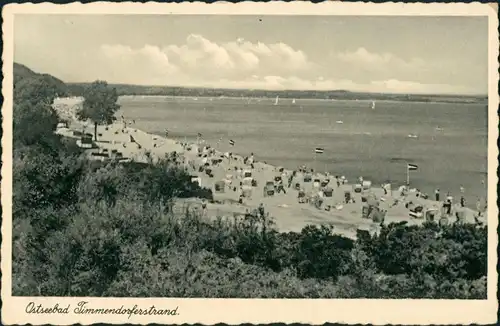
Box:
[116,94,487,106]
[66,83,488,105]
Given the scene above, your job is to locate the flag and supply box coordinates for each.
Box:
[130,135,136,143]
[229,139,235,146]
[407,163,418,171]
[315,147,324,154]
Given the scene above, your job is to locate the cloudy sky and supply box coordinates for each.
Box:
[14,14,488,95]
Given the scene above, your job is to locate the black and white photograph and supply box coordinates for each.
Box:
[1,2,498,325]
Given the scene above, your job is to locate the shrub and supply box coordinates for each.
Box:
[292,225,354,280]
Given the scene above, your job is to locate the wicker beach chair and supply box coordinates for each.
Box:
[263,181,275,197]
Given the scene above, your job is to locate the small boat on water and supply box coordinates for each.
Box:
[274,96,279,106]
[435,126,444,131]
[407,134,419,139]
[292,99,296,104]
[336,120,344,124]
[370,101,376,110]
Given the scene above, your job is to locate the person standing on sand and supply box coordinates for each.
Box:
[460,195,466,208]
[276,178,287,194]
[476,197,485,217]
[258,203,265,217]
[288,172,295,188]
[316,190,324,209]
[435,188,440,202]
[281,170,287,183]
[201,199,208,217]
[445,198,452,215]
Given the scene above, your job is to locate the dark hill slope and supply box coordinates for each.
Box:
[14,62,68,104]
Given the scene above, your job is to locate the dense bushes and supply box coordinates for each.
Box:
[13,194,487,298]
[357,221,487,282]
[11,63,488,299]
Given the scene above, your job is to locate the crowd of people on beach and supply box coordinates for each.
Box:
[175,129,485,225]
[79,112,487,228]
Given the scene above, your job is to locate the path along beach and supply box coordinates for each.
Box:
[53,97,488,239]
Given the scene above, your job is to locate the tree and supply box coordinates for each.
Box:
[13,101,60,150]
[77,81,120,141]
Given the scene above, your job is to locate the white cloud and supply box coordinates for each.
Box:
[101,44,178,84]
[100,34,312,82]
[337,47,426,73]
[368,79,471,94]
[97,34,473,94]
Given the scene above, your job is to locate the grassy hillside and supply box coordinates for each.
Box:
[14,62,69,103]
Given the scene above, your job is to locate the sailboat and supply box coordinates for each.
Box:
[292,99,296,104]
[371,101,376,110]
[274,96,279,106]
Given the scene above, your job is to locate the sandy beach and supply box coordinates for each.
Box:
[54,97,487,239]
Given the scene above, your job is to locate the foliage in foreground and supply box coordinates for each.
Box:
[13,194,487,298]
[11,63,488,299]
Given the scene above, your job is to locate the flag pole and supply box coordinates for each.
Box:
[406,165,410,186]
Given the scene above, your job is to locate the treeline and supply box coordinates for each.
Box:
[12,63,488,298]
[65,81,487,104]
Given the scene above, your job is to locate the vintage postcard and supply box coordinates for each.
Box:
[1,2,499,325]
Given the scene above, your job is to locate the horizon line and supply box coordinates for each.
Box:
[16,62,488,98]
[68,81,489,98]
